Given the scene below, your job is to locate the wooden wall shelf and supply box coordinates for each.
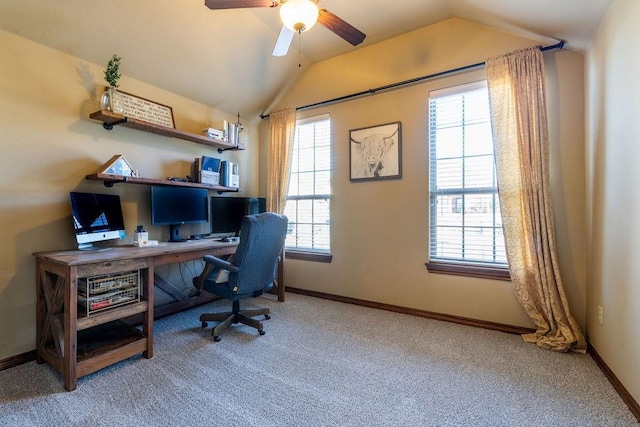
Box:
[86,173,240,193]
[89,110,246,153]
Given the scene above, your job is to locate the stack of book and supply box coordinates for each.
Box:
[202,121,239,146]
[191,156,239,188]
[220,160,239,188]
[191,155,221,185]
[201,127,225,141]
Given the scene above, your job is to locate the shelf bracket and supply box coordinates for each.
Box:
[217,146,240,154]
[102,176,129,187]
[102,118,129,131]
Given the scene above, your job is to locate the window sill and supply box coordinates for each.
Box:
[285,250,333,263]
[425,261,511,281]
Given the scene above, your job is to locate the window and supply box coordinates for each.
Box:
[427,82,508,278]
[284,115,331,258]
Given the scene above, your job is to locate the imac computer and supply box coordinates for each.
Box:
[210,196,266,237]
[150,185,209,242]
[70,192,127,250]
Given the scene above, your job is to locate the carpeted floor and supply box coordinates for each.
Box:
[0,293,636,426]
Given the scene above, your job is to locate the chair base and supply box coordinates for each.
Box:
[200,302,270,342]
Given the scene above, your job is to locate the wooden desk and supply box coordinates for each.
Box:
[34,240,237,391]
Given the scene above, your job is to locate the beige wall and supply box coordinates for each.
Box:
[265,19,586,330]
[0,29,259,360]
[586,0,640,405]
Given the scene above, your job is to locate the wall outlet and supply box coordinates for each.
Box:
[598,305,603,325]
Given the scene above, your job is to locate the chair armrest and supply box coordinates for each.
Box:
[193,255,240,295]
[203,255,240,273]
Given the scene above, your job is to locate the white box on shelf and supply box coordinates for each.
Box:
[231,163,239,188]
[201,170,220,186]
[202,127,224,139]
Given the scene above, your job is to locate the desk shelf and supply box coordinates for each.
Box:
[77,301,149,330]
[89,110,246,153]
[76,320,145,362]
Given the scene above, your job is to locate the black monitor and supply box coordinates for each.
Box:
[210,196,267,236]
[150,186,209,242]
[70,192,126,250]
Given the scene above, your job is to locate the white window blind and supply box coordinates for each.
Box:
[284,115,331,252]
[428,82,507,266]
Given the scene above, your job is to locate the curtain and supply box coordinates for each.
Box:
[266,107,296,302]
[486,47,586,353]
[266,108,297,214]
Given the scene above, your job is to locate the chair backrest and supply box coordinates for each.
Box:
[228,212,288,294]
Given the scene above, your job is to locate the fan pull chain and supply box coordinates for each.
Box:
[298,29,302,68]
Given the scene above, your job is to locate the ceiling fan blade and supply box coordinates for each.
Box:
[273,26,295,57]
[204,0,278,10]
[318,9,366,46]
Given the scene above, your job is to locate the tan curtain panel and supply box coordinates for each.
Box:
[486,47,586,353]
[266,108,297,214]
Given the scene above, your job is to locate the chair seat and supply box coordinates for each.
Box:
[203,281,274,301]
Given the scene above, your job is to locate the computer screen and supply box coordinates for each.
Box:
[70,192,126,250]
[150,186,209,242]
[210,196,266,236]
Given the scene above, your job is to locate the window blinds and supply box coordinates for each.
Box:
[428,82,507,266]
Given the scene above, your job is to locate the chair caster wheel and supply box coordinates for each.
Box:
[201,321,208,328]
[265,314,271,320]
[213,335,221,342]
[259,330,265,336]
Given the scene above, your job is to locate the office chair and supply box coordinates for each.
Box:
[193,212,288,342]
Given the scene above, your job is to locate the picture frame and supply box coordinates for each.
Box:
[95,154,138,177]
[107,87,175,128]
[349,121,402,182]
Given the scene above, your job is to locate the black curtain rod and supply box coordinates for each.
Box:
[260,40,565,120]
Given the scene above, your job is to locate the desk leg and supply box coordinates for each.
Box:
[277,252,285,302]
[143,264,154,359]
[36,260,77,391]
[35,264,45,365]
[64,266,78,391]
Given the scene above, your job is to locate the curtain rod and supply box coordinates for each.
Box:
[260,40,565,119]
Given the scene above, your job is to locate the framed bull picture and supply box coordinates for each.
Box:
[349,121,402,182]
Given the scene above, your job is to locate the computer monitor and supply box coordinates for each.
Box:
[150,186,209,242]
[210,196,266,236]
[70,192,127,250]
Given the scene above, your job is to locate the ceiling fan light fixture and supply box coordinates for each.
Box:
[279,0,318,32]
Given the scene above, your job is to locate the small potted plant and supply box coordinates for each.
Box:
[100,54,125,114]
[104,54,122,89]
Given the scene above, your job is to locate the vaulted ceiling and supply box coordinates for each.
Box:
[0,0,613,121]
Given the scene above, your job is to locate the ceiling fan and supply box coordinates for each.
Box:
[204,0,366,57]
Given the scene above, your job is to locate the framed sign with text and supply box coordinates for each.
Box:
[108,88,175,128]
